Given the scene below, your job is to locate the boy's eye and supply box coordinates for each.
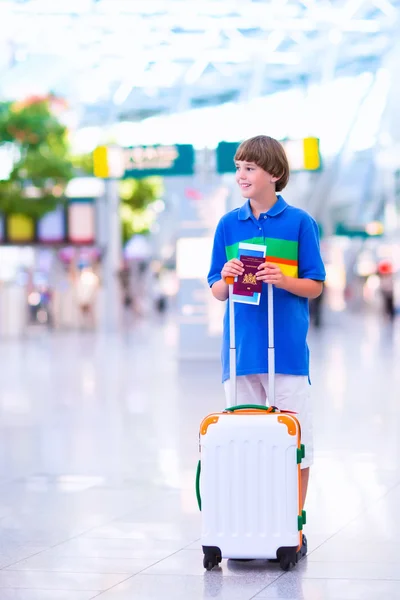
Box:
[235,165,255,171]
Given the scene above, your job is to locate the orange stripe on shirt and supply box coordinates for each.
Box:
[267,256,298,266]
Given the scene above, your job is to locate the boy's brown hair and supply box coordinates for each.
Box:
[234,135,289,192]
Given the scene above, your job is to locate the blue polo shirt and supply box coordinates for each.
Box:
[207,196,326,383]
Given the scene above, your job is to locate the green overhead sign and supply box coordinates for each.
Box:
[216,141,240,174]
[216,138,322,174]
[335,222,384,238]
[123,144,195,178]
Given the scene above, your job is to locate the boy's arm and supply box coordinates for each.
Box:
[211,279,229,301]
[282,277,323,298]
[256,264,322,298]
[292,216,325,296]
[211,258,244,301]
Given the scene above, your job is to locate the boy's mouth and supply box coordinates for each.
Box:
[240,183,251,189]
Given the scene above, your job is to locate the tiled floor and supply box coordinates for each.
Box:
[0,310,399,599]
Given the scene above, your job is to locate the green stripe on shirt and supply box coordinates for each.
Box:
[226,237,299,261]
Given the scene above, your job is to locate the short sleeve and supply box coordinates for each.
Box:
[298,216,326,281]
[207,218,226,287]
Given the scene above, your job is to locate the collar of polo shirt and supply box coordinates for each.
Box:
[238,196,288,221]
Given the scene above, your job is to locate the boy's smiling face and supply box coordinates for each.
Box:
[235,160,276,200]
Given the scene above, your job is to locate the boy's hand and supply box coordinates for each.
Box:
[221,259,244,281]
[256,262,287,288]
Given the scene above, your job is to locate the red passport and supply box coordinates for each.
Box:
[233,255,265,295]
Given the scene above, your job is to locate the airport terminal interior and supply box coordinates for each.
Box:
[1,0,400,598]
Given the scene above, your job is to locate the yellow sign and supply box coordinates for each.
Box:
[93,146,109,178]
[8,214,35,242]
[93,146,125,179]
[303,137,321,170]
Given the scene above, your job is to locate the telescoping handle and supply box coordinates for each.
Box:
[225,276,237,407]
[226,278,275,407]
[267,281,275,406]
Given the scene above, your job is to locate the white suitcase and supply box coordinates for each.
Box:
[197,282,306,571]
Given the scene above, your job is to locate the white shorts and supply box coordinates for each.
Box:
[224,374,313,469]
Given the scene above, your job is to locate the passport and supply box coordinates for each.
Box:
[233,254,265,295]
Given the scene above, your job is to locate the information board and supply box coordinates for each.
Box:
[67,202,95,244]
[37,207,65,243]
[124,144,195,178]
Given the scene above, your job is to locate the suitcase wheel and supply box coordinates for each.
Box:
[279,556,292,571]
[204,558,216,571]
[203,554,221,571]
[277,546,298,571]
[203,546,222,571]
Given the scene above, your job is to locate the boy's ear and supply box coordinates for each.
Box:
[270,172,283,184]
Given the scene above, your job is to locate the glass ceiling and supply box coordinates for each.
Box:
[0,0,399,126]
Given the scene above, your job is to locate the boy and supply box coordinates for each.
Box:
[207,135,325,556]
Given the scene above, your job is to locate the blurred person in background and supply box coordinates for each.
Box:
[309,237,327,328]
[378,260,395,320]
[74,265,99,329]
[309,284,324,328]
[151,261,168,314]
[119,261,133,309]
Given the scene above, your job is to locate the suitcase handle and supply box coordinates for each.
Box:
[225,404,276,413]
[225,404,297,415]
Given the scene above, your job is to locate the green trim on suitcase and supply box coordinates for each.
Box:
[297,444,306,464]
[196,460,202,511]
